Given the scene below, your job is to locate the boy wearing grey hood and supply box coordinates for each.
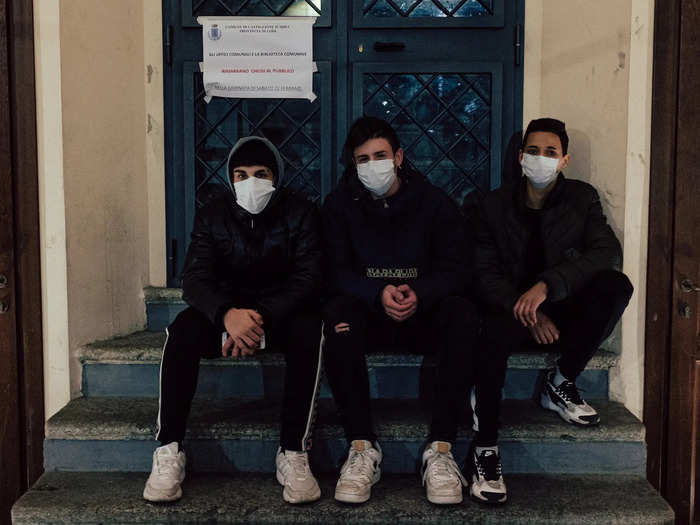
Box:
[143,137,324,505]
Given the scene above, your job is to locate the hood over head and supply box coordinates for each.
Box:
[225,136,285,194]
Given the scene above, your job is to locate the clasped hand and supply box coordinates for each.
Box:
[381,284,418,322]
[222,308,264,357]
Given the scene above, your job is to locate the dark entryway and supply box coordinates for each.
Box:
[162,0,525,285]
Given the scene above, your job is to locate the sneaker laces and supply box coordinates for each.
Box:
[475,450,502,482]
[285,451,311,479]
[342,449,375,483]
[425,451,465,485]
[556,380,584,405]
[155,453,180,477]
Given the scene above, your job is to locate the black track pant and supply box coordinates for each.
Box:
[322,295,480,445]
[474,269,634,446]
[156,306,323,451]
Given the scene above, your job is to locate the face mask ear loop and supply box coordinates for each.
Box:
[228,172,236,197]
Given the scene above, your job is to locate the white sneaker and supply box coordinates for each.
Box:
[540,370,600,426]
[466,445,507,505]
[143,442,186,502]
[421,441,466,504]
[275,447,321,504]
[335,440,382,504]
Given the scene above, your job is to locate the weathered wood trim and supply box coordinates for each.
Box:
[644,0,680,493]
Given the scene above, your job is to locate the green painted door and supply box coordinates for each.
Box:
[163,0,524,284]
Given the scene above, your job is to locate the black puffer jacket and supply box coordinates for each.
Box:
[474,174,622,312]
[322,167,468,313]
[182,137,322,328]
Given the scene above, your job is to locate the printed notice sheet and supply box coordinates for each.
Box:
[198,16,316,102]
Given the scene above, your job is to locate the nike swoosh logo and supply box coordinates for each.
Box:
[547,383,568,409]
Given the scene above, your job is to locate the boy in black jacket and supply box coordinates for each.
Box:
[321,117,480,505]
[469,118,633,504]
[143,137,324,505]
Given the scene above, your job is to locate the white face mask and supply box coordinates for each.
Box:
[356,159,397,196]
[521,153,560,189]
[234,177,276,215]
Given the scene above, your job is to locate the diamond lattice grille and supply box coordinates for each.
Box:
[193,74,322,207]
[363,0,492,17]
[193,0,321,17]
[363,72,491,203]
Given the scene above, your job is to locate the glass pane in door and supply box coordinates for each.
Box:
[185,0,329,28]
[192,70,324,208]
[363,0,492,18]
[192,0,322,17]
[362,71,494,203]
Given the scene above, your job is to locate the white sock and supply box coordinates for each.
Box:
[475,445,499,456]
[553,366,569,386]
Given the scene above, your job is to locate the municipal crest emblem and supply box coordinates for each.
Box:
[208,24,222,40]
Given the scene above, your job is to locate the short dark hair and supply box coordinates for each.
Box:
[341,116,401,171]
[522,118,569,155]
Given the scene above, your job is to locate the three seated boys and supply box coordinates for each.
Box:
[143,117,632,507]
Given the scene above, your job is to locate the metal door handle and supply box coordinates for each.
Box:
[680,278,700,293]
[374,41,406,52]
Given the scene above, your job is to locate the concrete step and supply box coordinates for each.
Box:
[12,472,674,524]
[44,397,645,474]
[79,331,616,400]
[145,287,186,331]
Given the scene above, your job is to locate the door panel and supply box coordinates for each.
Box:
[0,2,44,521]
[353,63,501,202]
[665,0,700,519]
[0,0,21,519]
[181,60,332,244]
[349,0,519,202]
[163,0,335,281]
[693,360,699,523]
[645,0,700,521]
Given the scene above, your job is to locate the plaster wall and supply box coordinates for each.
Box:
[34,0,70,419]
[58,0,152,397]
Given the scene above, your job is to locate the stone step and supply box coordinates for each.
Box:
[44,397,645,475]
[145,287,186,331]
[12,472,674,524]
[79,331,616,400]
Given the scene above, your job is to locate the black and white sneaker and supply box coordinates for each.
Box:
[464,445,507,505]
[540,370,600,426]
